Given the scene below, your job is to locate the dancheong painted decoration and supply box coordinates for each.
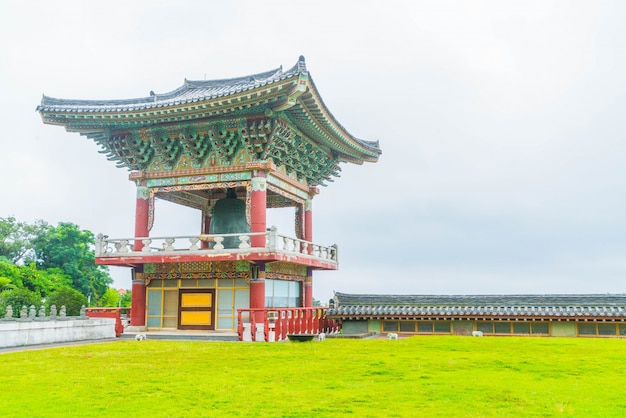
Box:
[37,56,381,340]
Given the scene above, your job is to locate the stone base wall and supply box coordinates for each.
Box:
[0,318,116,348]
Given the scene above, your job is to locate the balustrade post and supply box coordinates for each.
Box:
[296,310,303,334]
[141,239,152,252]
[314,308,321,334]
[304,309,312,334]
[237,309,244,341]
[95,233,104,256]
[250,309,256,342]
[213,236,225,250]
[288,310,295,335]
[238,235,250,249]
[268,226,278,251]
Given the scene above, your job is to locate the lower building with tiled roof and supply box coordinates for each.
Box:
[326,292,626,337]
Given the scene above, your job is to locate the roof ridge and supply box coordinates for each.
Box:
[38,57,308,110]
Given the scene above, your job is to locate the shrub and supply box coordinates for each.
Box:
[46,287,87,316]
[0,288,42,318]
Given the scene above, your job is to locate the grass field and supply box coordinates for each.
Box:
[1,336,625,417]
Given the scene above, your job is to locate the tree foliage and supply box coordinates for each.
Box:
[119,290,132,308]
[98,287,121,307]
[0,218,113,300]
[19,263,72,297]
[0,217,46,264]
[46,287,87,316]
[0,257,21,289]
[0,288,42,318]
[28,222,112,298]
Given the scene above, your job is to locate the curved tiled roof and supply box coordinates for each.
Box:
[38,64,300,113]
[36,56,381,174]
[327,292,626,319]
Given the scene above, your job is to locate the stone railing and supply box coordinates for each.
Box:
[95,226,338,264]
[1,304,85,321]
[237,307,340,342]
[1,305,116,349]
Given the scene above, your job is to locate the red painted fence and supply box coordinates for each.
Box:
[86,307,131,337]
[237,307,340,342]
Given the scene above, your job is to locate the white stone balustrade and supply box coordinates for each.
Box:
[95,229,338,264]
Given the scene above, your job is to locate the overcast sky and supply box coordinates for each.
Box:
[1,0,625,302]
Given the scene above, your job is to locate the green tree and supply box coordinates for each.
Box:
[29,222,112,299]
[0,217,46,264]
[0,257,22,290]
[0,288,42,318]
[19,263,72,298]
[0,277,12,291]
[98,287,120,307]
[119,290,132,308]
[46,287,87,316]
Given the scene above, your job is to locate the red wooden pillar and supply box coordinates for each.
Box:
[304,268,313,308]
[200,210,211,249]
[134,185,150,251]
[250,263,266,322]
[250,172,267,247]
[131,184,149,328]
[303,198,313,307]
[130,271,147,327]
[304,199,313,245]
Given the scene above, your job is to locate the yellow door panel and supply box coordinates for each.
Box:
[178,289,215,330]
[180,311,212,326]
[181,293,212,308]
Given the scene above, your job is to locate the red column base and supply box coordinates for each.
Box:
[130,275,146,327]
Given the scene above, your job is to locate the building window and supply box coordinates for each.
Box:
[578,323,597,335]
[417,321,434,333]
[383,321,399,332]
[531,322,549,335]
[434,321,451,333]
[494,322,511,334]
[513,323,531,334]
[477,322,494,334]
[400,321,416,333]
[598,323,617,336]
[265,279,301,308]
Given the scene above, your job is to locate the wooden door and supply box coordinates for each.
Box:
[178,289,215,330]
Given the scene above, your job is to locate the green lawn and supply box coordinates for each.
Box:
[1,336,625,417]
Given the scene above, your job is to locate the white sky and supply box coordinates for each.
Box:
[1,0,625,302]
